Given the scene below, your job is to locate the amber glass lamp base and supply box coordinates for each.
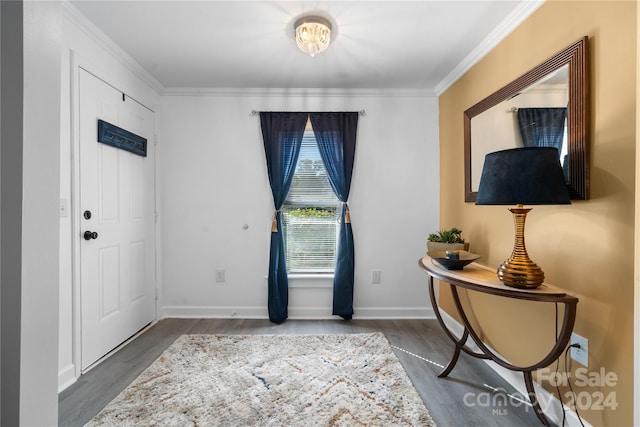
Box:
[498,205,545,289]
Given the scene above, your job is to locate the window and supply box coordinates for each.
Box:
[282,131,341,273]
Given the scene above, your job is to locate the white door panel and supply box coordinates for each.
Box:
[79,69,155,370]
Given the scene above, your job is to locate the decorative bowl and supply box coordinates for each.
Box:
[428,250,481,270]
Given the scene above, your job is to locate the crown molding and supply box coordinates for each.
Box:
[61,1,165,94]
[435,0,545,96]
[162,86,436,98]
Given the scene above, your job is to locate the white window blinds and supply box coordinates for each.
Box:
[283,132,340,273]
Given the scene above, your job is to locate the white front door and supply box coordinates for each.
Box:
[79,69,156,370]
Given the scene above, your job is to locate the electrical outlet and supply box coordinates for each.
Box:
[570,333,588,367]
[371,270,381,284]
[215,269,225,283]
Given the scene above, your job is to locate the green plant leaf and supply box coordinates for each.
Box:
[427,227,465,243]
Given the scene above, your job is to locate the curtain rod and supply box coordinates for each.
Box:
[251,110,366,117]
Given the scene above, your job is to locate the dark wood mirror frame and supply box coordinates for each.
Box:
[464,36,589,202]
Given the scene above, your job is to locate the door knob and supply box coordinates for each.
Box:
[83,231,98,240]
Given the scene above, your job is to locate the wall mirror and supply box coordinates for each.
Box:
[464,36,589,201]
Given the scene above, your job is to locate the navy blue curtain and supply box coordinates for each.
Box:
[260,112,308,324]
[310,112,358,320]
[517,107,567,152]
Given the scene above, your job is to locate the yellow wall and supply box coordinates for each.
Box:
[438,1,635,425]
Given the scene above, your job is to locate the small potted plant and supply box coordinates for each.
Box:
[427,227,470,253]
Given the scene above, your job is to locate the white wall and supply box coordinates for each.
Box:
[159,91,439,319]
[21,2,62,425]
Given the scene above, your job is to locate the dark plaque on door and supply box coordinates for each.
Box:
[97,119,147,157]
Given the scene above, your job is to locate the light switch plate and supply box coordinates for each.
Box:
[215,269,225,283]
[371,270,381,284]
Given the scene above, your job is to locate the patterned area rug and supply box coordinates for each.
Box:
[86,332,435,426]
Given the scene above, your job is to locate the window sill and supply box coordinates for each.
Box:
[289,273,334,288]
[265,273,334,288]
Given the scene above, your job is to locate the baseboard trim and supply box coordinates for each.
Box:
[438,309,592,427]
[58,363,77,393]
[160,305,434,320]
[352,306,435,319]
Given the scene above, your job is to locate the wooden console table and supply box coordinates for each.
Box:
[418,255,578,426]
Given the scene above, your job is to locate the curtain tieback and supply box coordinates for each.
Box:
[271,210,280,232]
[343,203,351,224]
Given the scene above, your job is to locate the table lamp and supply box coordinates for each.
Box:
[475,147,571,288]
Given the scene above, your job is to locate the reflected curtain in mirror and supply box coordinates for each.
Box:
[517,107,569,180]
[517,108,567,152]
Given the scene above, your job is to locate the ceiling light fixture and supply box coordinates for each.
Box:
[294,16,332,57]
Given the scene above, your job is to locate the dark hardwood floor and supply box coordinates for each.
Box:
[59,318,553,426]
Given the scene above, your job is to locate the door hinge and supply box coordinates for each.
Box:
[154,211,159,224]
[154,134,158,146]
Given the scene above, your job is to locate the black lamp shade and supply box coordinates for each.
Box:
[475,147,571,205]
